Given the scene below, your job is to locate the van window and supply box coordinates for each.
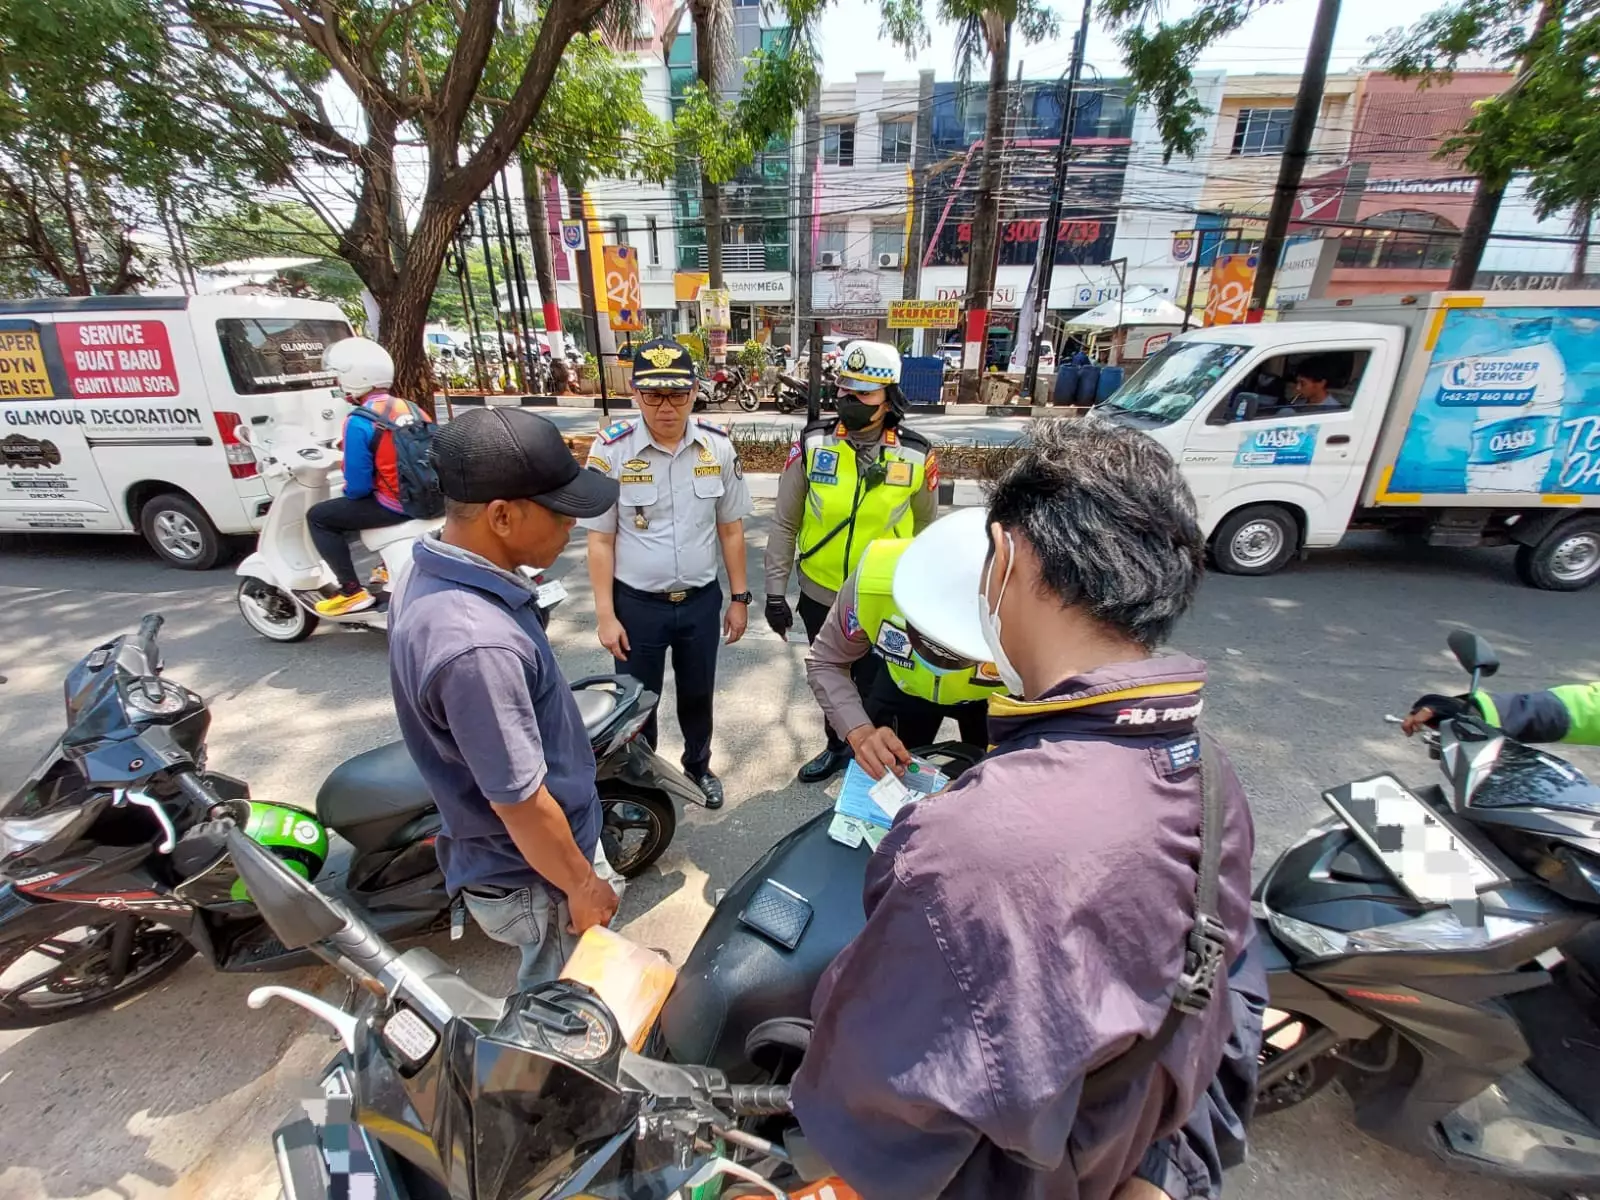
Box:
[1216,349,1370,423]
[217,318,351,395]
[1096,340,1249,427]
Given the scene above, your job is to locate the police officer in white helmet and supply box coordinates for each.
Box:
[763,339,940,783]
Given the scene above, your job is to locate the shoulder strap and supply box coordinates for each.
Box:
[1079,733,1229,1103]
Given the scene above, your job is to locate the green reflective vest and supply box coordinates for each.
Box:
[854,538,1002,706]
[797,424,928,594]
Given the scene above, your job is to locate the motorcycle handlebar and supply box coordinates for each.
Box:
[171,769,218,810]
[134,613,164,671]
[727,1084,791,1116]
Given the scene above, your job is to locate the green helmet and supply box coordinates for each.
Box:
[229,802,329,902]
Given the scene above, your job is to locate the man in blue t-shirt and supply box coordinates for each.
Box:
[389,408,621,986]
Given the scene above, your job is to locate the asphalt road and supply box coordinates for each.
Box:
[536,403,1033,445]
[3,512,1599,1200]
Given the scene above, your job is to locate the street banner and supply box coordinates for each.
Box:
[708,328,728,360]
[698,287,731,331]
[602,245,644,332]
[560,219,585,251]
[1204,254,1258,327]
[887,299,961,329]
[1171,231,1196,263]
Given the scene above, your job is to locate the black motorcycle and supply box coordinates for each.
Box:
[268,743,983,1199]
[230,824,805,1200]
[0,615,704,1028]
[772,365,837,416]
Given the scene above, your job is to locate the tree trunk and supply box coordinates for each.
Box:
[520,151,565,362]
[1570,199,1593,285]
[1449,181,1503,290]
[692,0,726,362]
[958,18,1011,404]
[58,157,91,295]
[379,205,458,413]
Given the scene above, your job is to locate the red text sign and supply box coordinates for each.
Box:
[58,320,179,399]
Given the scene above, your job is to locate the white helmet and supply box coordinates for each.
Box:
[323,337,394,398]
[837,340,901,392]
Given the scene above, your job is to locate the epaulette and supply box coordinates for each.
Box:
[597,419,636,444]
[695,418,730,437]
[892,422,933,451]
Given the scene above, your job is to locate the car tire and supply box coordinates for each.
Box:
[1212,505,1298,576]
[1517,518,1600,591]
[139,493,225,570]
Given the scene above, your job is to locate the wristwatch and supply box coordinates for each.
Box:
[729,591,753,604]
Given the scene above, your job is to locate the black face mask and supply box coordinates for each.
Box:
[837,397,880,431]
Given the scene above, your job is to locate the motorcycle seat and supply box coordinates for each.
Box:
[573,688,618,735]
[360,519,443,552]
[316,740,436,852]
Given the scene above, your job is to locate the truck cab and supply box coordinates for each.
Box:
[1094,322,1404,574]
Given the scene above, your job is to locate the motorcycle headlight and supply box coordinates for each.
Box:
[0,807,81,863]
[1267,910,1350,959]
[1346,909,1538,954]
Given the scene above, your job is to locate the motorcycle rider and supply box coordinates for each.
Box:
[789,420,1264,1200]
[764,340,939,783]
[1404,682,1600,742]
[805,508,1002,768]
[306,337,430,616]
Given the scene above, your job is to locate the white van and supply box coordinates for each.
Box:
[0,294,353,568]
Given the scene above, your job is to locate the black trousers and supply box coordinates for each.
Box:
[613,581,721,777]
[306,495,407,589]
[798,592,881,753]
[863,668,989,749]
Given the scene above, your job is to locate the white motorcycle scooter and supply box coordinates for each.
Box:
[234,415,441,643]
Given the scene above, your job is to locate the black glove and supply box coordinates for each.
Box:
[765,595,793,637]
[1409,693,1472,727]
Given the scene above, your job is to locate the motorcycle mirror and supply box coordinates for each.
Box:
[224,825,345,948]
[1447,629,1500,681]
[233,424,253,446]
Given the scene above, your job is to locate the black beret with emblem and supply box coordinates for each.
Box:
[631,336,697,391]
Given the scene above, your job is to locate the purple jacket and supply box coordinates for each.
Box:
[790,655,1258,1200]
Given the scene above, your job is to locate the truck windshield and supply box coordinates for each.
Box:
[1096,341,1248,425]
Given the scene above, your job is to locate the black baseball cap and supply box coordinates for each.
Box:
[631,336,697,391]
[433,408,618,517]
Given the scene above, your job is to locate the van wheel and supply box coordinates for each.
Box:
[1212,505,1297,576]
[1517,518,1600,591]
[139,493,223,570]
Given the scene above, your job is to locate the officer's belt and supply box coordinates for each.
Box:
[616,580,716,605]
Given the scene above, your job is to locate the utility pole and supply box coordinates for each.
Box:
[1249,0,1341,314]
[1022,0,1091,403]
[520,157,566,371]
[475,200,511,391]
[903,70,936,357]
[567,183,610,416]
[957,17,1014,404]
[799,91,823,421]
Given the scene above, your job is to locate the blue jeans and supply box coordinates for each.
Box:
[461,884,577,988]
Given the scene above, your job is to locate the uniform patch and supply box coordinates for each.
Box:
[973,660,1002,684]
[885,460,913,487]
[623,458,650,472]
[926,450,940,491]
[810,447,840,484]
[843,605,862,638]
[598,419,636,444]
[586,454,611,473]
[697,442,716,464]
[733,455,744,478]
[883,428,899,446]
[694,464,722,477]
[621,473,653,485]
[875,623,913,666]
[1155,735,1202,778]
[785,440,803,469]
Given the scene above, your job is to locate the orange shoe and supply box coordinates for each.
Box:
[368,564,390,589]
[315,588,376,616]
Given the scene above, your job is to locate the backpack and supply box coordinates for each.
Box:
[352,401,445,520]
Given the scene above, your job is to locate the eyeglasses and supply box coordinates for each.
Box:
[637,391,694,408]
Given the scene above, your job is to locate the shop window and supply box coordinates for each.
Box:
[1335,210,1459,271]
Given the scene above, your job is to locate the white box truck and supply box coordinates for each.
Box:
[0,294,352,568]
[1094,290,1600,589]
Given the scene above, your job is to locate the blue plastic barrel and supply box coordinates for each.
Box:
[1074,364,1101,406]
[1053,365,1079,406]
[1095,365,1125,402]
[899,355,945,406]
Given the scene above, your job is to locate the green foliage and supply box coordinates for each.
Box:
[738,338,767,372]
[1376,1,1600,217]
[878,0,1059,91]
[190,200,364,302]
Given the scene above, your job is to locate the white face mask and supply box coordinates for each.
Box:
[979,530,1026,696]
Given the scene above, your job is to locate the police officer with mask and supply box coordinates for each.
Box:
[582,338,753,808]
[764,340,939,783]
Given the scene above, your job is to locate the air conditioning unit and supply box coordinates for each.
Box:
[876,252,901,269]
[818,251,842,268]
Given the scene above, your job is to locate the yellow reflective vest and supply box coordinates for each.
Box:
[797,423,930,594]
[854,539,1002,706]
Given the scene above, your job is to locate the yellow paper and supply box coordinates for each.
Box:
[560,925,677,1050]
